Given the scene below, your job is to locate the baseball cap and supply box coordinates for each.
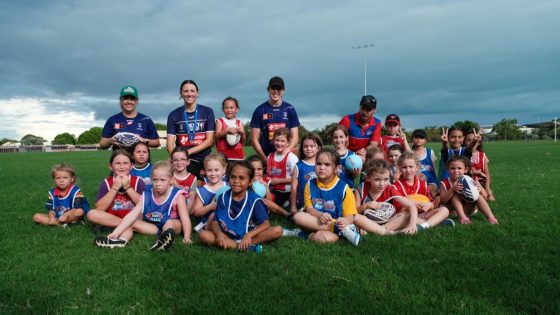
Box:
[268,76,285,89]
[412,129,427,139]
[120,85,138,98]
[359,95,377,110]
[385,114,400,126]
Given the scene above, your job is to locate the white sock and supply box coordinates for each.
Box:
[420,222,431,229]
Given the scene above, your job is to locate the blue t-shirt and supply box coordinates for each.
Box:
[249,101,300,156]
[131,162,152,185]
[167,104,216,162]
[214,189,268,240]
[102,112,159,140]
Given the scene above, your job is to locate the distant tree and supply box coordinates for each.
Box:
[492,119,521,140]
[77,127,103,144]
[154,122,167,131]
[20,134,46,145]
[0,138,18,145]
[315,122,339,145]
[298,125,309,142]
[423,126,441,143]
[452,120,480,134]
[52,132,76,145]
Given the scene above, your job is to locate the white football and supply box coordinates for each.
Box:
[458,175,480,203]
[363,202,396,224]
[226,133,241,146]
[114,132,139,147]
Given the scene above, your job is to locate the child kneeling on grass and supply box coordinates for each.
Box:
[33,163,89,226]
[95,161,192,250]
[292,149,362,246]
[199,160,282,252]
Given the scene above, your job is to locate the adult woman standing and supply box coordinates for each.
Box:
[167,80,216,180]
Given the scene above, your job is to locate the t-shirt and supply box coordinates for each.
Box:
[339,113,382,152]
[167,104,216,162]
[250,101,300,156]
[102,112,159,140]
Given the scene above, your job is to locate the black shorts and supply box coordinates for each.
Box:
[187,159,206,181]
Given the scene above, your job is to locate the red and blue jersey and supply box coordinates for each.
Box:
[45,185,89,218]
[167,104,216,162]
[339,113,382,152]
[96,176,145,218]
[214,189,268,241]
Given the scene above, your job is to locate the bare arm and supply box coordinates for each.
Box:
[288,127,299,152]
[251,128,266,161]
[290,168,299,213]
[166,135,176,155]
[191,195,217,217]
[176,194,192,242]
[187,132,215,156]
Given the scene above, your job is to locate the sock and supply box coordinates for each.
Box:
[420,222,431,229]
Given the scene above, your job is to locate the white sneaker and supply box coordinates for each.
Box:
[341,224,360,246]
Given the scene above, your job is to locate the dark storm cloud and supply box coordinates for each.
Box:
[0,0,558,139]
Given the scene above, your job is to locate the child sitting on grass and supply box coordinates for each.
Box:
[33,163,89,226]
[95,160,192,250]
[170,147,197,213]
[199,160,282,252]
[393,152,453,230]
[439,155,499,225]
[130,142,152,185]
[292,149,362,246]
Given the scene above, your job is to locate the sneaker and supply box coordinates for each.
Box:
[282,228,303,237]
[341,224,360,246]
[416,224,427,232]
[440,218,456,228]
[94,236,127,248]
[150,229,176,251]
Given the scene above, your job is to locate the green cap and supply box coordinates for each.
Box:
[120,85,138,98]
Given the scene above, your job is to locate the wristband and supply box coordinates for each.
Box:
[112,187,119,192]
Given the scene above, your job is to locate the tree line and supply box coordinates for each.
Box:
[0,118,555,146]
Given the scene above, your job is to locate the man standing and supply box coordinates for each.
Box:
[338,95,381,157]
[250,76,300,161]
[100,85,160,150]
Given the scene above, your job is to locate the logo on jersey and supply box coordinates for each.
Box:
[262,113,273,120]
[146,212,164,223]
[304,172,316,181]
[114,123,125,129]
[283,112,288,119]
[126,120,133,126]
[269,167,283,177]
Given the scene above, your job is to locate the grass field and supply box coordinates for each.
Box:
[1,141,559,314]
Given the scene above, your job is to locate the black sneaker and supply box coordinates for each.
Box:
[150,229,176,251]
[94,236,127,248]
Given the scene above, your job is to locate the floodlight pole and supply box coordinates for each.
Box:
[352,44,375,95]
[555,116,557,143]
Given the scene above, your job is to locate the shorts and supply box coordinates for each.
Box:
[271,190,290,208]
[107,209,131,218]
[187,159,205,181]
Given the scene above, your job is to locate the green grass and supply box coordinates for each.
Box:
[0,141,559,314]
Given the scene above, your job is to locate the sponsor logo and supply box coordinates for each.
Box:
[146,212,163,223]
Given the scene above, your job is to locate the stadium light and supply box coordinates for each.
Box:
[352,43,375,95]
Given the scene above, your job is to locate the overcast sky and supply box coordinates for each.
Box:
[0,0,558,142]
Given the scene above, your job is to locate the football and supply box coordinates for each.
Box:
[458,175,480,203]
[113,132,139,147]
[252,181,267,198]
[363,202,396,223]
[406,194,430,203]
[345,154,363,171]
[214,185,231,201]
[226,133,241,146]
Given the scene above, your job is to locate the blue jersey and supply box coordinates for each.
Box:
[167,104,216,162]
[45,185,90,218]
[249,101,300,156]
[308,177,347,219]
[195,183,228,224]
[295,160,316,209]
[214,189,268,241]
[131,162,152,185]
[337,150,357,189]
[439,147,470,181]
[142,186,181,229]
[102,112,159,140]
[418,148,438,185]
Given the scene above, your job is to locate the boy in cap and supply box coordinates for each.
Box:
[380,113,411,154]
[100,85,160,150]
[338,95,382,158]
[250,76,301,161]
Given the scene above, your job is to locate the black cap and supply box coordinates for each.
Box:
[360,95,377,110]
[385,114,400,125]
[412,129,427,139]
[268,76,285,89]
